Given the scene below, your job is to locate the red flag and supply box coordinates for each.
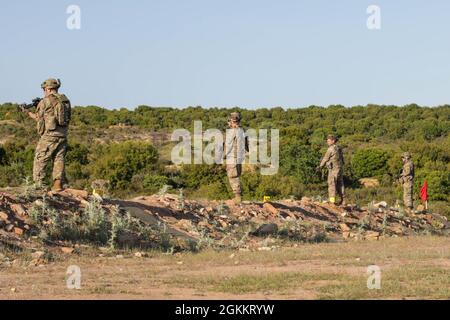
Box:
[420,180,428,202]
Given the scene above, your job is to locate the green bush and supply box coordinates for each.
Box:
[280,143,322,184]
[352,148,390,179]
[91,141,158,191]
[142,174,170,193]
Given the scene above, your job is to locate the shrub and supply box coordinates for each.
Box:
[352,148,390,179]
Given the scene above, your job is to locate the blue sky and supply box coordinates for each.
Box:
[1,0,450,109]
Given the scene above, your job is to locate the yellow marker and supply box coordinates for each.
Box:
[93,188,104,197]
[263,196,271,203]
[329,197,336,204]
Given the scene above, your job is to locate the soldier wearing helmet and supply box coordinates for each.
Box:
[25,78,71,192]
[317,134,345,205]
[224,112,247,204]
[399,152,414,211]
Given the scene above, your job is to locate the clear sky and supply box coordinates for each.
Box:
[1,0,450,109]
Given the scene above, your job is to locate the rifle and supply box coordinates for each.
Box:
[18,97,42,113]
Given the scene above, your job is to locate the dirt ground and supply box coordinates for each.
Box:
[1,236,449,300]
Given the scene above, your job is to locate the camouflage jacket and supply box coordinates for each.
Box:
[320,144,344,171]
[224,127,248,165]
[400,160,414,184]
[36,93,71,138]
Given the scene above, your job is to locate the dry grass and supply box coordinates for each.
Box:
[0,236,449,299]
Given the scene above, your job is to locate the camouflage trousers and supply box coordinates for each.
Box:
[328,169,344,203]
[403,181,413,209]
[226,164,242,196]
[33,135,67,185]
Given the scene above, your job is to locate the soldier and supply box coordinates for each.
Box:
[317,134,345,205]
[399,152,414,211]
[224,112,247,204]
[25,78,71,192]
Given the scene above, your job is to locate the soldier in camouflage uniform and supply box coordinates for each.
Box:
[25,79,71,192]
[318,134,345,205]
[399,152,414,210]
[224,112,247,204]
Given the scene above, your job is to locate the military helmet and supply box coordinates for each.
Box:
[41,78,61,89]
[229,112,241,122]
[327,134,338,142]
[401,152,412,159]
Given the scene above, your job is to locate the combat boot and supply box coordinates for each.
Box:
[51,179,64,192]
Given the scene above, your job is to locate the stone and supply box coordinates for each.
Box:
[60,247,74,254]
[339,223,351,232]
[0,211,8,221]
[10,204,27,216]
[134,252,147,258]
[61,188,89,199]
[374,201,388,208]
[14,227,24,236]
[253,223,278,236]
[359,178,380,188]
[416,204,425,212]
[31,251,45,260]
[365,231,380,240]
[263,203,279,216]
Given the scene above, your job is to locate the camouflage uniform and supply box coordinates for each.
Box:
[319,139,345,204]
[32,79,71,187]
[399,153,414,209]
[225,113,247,201]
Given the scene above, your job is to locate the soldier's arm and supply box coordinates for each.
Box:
[319,148,332,168]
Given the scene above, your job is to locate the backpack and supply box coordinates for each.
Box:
[53,93,72,126]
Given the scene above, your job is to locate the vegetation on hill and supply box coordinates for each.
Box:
[0,103,449,215]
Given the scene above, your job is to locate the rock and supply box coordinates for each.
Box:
[60,247,74,254]
[374,201,388,208]
[14,227,24,236]
[339,223,351,232]
[342,232,350,239]
[60,189,89,199]
[365,231,380,240]
[117,232,140,247]
[115,255,124,259]
[252,223,278,236]
[416,204,425,212]
[134,252,147,258]
[0,211,8,221]
[31,251,45,259]
[5,224,14,232]
[219,220,228,228]
[176,219,193,230]
[10,204,27,216]
[359,178,380,188]
[263,203,279,216]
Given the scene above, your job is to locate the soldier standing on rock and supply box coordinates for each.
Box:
[25,79,71,192]
[224,112,248,204]
[317,134,345,205]
[398,152,414,212]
